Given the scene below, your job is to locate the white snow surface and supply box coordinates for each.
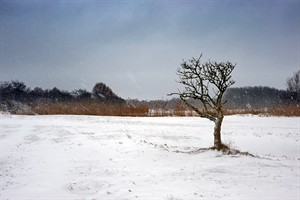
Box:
[0,114,299,200]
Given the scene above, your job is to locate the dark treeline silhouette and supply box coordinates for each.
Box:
[0,81,127,114]
[0,81,124,102]
[224,86,298,109]
[0,81,77,105]
[128,86,299,116]
[0,81,299,116]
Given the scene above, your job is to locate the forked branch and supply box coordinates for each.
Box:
[169,55,236,121]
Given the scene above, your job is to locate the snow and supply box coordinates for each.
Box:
[0,114,299,200]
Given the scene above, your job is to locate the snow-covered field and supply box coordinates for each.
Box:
[0,114,299,200]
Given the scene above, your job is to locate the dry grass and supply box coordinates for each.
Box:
[224,104,300,116]
[149,104,300,117]
[5,100,299,117]
[266,104,300,116]
[20,101,149,116]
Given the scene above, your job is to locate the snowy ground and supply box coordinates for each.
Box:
[0,114,299,200]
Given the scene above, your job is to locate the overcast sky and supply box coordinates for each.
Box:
[1,0,299,100]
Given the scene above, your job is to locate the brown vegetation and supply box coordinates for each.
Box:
[16,101,148,116]
[11,101,300,117]
[224,104,300,116]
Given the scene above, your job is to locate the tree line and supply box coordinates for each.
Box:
[0,76,299,116]
[224,86,298,109]
[0,81,128,114]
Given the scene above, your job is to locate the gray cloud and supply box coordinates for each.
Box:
[1,0,299,99]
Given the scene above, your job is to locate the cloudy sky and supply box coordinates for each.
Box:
[1,0,299,100]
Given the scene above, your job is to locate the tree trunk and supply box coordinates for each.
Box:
[213,115,224,150]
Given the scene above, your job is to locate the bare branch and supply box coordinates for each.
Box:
[170,54,235,119]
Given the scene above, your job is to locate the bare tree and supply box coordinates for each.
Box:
[286,70,300,104]
[287,70,300,93]
[169,54,235,150]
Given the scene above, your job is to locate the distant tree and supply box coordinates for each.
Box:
[287,70,300,93]
[92,82,125,103]
[169,55,235,150]
[286,70,300,103]
[92,82,116,99]
[0,81,29,102]
[30,87,45,99]
[224,86,288,109]
[72,89,91,100]
[47,87,73,102]
[48,87,62,101]
[0,81,11,101]
[0,81,32,112]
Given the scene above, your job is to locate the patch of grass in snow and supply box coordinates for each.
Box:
[180,145,256,157]
[134,136,257,158]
